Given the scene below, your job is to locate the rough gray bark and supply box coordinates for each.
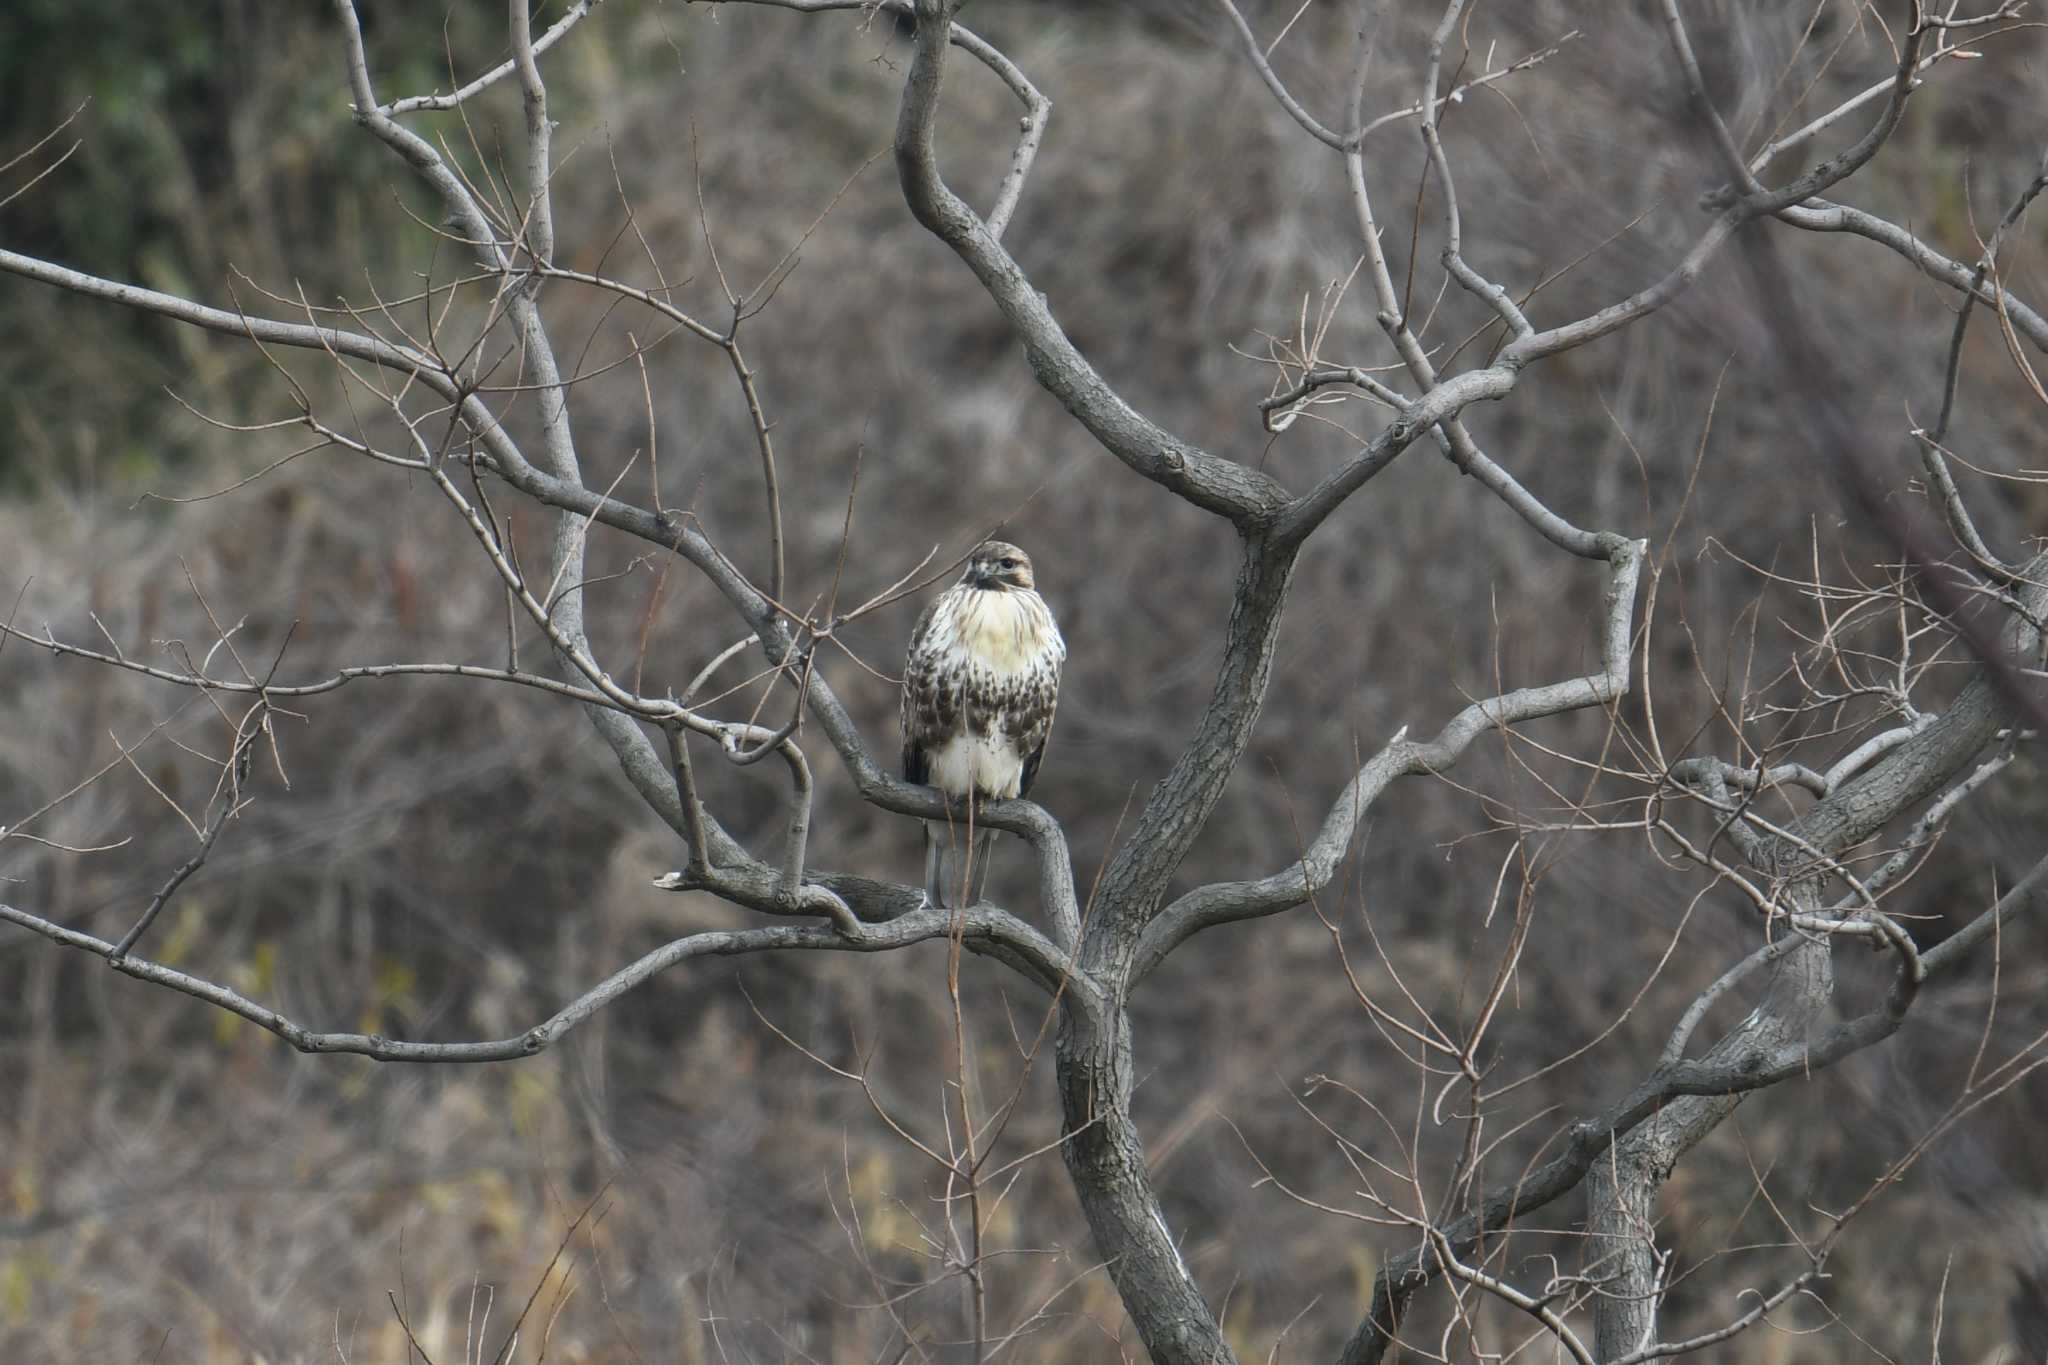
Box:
[1057,1002,1235,1363]
[1586,1137,1662,1361]
[1586,944,1835,1359]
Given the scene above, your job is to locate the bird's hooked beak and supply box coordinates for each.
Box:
[968,561,998,589]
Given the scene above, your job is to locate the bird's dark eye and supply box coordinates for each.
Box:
[1001,558,1018,569]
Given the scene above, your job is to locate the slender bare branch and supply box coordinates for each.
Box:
[0,896,1080,1062]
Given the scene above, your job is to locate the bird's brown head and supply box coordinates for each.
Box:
[964,540,1035,591]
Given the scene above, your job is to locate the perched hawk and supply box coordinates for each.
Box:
[901,540,1065,908]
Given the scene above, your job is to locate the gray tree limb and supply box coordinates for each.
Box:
[1345,549,2048,1361]
[0,896,1079,1062]
[1580,554,2048,1351]
[889,0,1288,527]
[1133,537,1643,982]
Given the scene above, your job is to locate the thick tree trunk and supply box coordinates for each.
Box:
[1586,1130,1663,1361]
[1057,999,1235,1364]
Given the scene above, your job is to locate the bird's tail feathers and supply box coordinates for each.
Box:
[924,820,997,909]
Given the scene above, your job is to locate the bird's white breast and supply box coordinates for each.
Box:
[928,587,1064,675]
[927,731,1029,801]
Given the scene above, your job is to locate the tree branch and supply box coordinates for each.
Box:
[386,0,601,115]
[1135,537,1643,981]
[891,0,1288,526]
[0,896,1081,1062]
[1336,850,2048,1364]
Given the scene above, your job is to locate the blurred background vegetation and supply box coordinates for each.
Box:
[4,1,2048,1360]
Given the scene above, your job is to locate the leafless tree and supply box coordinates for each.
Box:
[4,1,2047,1360]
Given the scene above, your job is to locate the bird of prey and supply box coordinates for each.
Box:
[900,540,1065,909]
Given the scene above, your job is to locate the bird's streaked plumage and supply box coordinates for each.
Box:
[901,541,1064,908]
